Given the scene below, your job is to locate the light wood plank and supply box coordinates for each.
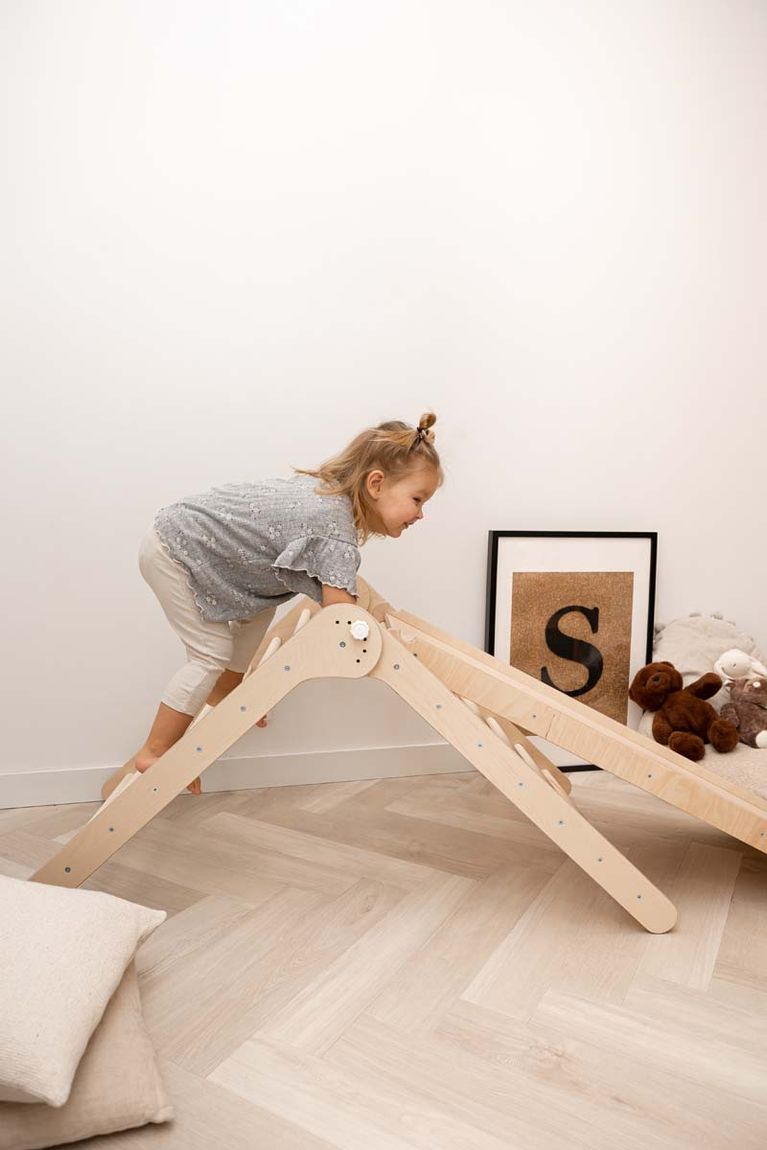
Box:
[254,872,473,1054]
[366,861,552,1033]
[437,997,767,1150]
[212,1033,529,1150]
[461,842,686,1020]
[532,987,767,1105]
[639,842,743,989]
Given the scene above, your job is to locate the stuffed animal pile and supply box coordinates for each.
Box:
[628,613,767,765]
[629,661,740,762]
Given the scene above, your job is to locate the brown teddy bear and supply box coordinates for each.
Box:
[629,660,740,761]
[720,677,767,748]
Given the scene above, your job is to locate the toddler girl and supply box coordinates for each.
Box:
[127,412,442,794]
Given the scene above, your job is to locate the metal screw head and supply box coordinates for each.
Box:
[340,642,347,648]
[284,664,291,671]
[65,866,71,873]
[196,746,203,753]
[240,705,247,711]
[393,663,400,670]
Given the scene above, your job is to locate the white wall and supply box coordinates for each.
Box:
[2,1,765,790]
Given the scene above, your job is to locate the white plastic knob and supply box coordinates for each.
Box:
[350,620,369,641]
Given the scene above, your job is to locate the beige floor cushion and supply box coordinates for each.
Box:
[0,876,166,1107]
[0,963,173,1150]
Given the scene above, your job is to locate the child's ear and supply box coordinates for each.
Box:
[366,469,385,498]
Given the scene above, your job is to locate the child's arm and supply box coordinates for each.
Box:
[321,583,357,607]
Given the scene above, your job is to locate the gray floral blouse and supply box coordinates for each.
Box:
[153,474,361,622]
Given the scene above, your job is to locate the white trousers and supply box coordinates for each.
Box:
[138,529,277,716]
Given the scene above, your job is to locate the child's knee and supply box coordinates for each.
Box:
[162,662,225,715]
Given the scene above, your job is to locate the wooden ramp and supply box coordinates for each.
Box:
[30,580,767,933]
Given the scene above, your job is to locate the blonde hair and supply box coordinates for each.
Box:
[294,412,443,543]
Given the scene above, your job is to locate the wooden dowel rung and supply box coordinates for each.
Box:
[514,742,571,801]
[256,636,282,668]
[294,607,312,635]
[456,690,574,800]
[190,703,213,728]
[484,714,511,745]
[89,770,139,824]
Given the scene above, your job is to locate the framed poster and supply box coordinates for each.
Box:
[485,531,657,768]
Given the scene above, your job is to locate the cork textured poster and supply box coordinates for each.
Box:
[509,570,634,723]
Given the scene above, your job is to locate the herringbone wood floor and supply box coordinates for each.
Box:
[2,769,766,1149]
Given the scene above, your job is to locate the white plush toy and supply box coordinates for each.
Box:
[714,647,767,683]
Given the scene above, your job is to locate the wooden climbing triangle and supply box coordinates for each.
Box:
[30,579,767,933]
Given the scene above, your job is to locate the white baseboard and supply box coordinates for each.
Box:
[0,743,472,810]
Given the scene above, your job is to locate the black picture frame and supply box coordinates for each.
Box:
[485,531,658,769]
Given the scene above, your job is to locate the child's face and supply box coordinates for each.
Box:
[365,465,440,539]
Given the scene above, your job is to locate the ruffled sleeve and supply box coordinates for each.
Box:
[271,535,361,603]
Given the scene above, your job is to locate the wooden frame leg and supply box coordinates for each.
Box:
[100,600,321,802]
[371,627,677,933]
[32,605,382,888]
